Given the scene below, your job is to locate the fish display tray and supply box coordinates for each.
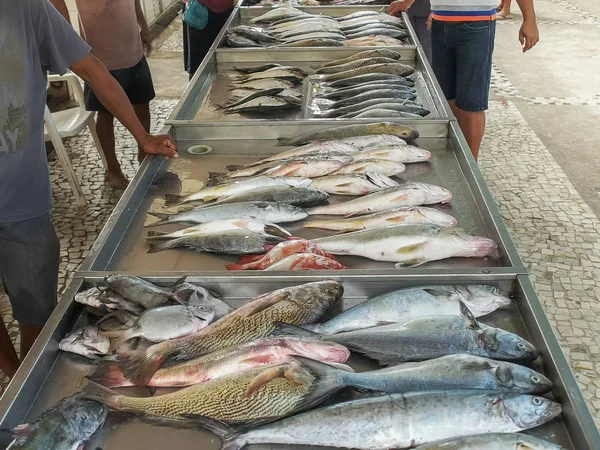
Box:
[77,120,522,273]
[0,274,598,449]
[169,46,445,123]
[214,6,417,49]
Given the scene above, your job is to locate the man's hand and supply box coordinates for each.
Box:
[142,134,178,159]
[426,13,433,30]
[519,18,539,52]
[141,29,153,56]
[387,0,415,16]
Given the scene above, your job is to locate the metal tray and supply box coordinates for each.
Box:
[77,120,523,273]
[0,274,597,449]
[169,45,445,123]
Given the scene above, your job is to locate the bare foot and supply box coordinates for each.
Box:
[106,172,130,190]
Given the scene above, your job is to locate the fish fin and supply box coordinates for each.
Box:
[386,216,407,223]
[287,356,345,412]
[163,194,186,207]
[144,213,170,228]
[243,366,285,398]
[96,311,136,329]
[81,381,123,410]
[147,241,173,254]
[394,259,427,268]
[107,330,137,353]
[240,354,279,365]
[179,414,235,438]
[392,194,409,202]
[460,359,494,372]
[225,263,246,271]
[147,230,169,237]
[238,291,290,317]
[264,224,291,238]
[207,172,230,186]
[459,300,481,330]
[335,182,354,188]
[271,322,320,338]
[225,164,244,171]
[87,361,131,388]
[395,243,426,254]
[116,346,167,386]
[172,276,188,290]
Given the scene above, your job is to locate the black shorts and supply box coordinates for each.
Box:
[84,56,156,112]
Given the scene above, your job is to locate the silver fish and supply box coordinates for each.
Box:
[228,26,278,44]
[309,172,399,196]
[282,33,346,43]
[173,282,233,319]
[314,63,415,83]
[331,88,417,108]
[326,73,415,88]
[337,11,380,21]
[234,63,282,74]
[304,207,457,233]
[312,284,512,335]
[221,391,561,449]
[257,141,359,163]
[333,134,408,149]
[74,287,144,315]
[350,145,430,163]
[308,182,452,216]
[312,224,497,266]
[193,186,329,208]
[145,202,308,226]
[415,433,566,450]
[353,109,424,119]
[276,38,344,47]
[102,305,215,352]
[276,123,419,146]
[103,274,187,309]
[224,96,300,114]
[237,78,295,90]
[315,57,403,75]
[312,48,402,69]
[250,7,309,23]
[339,101,430,118]
[226,32,263,48]
[59,326,110,359]
[332,159,406,176]
[241,68,305,82]
[321,82,415,100]
[345,27,408,40]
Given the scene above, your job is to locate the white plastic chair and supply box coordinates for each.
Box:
[44,73,108,206]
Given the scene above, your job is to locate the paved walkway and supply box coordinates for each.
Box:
[2,1,600,429]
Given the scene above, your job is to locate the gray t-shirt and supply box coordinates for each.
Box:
[0,0,90,222]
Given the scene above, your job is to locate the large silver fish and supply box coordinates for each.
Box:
[331,159,406,176]
[192,186,329,208]
[312,284,510,334]
[309,172,399,196]
[313,63,415,83]
[104,274,187,309]
[277,123,419,146]
[312,224,497,266]
[218,391,561,449]
[415,433,566,450]
[312,48,402,69]
[59,326,110,359]
[74,287,144,315]
[257,141,360,164]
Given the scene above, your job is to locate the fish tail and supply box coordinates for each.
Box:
[116,344,168,386]
[289,356,348,412]
[163,194,186,206]
[225,263,246,271]
[146,230,170,241]
[221,440,245,450]
[144,212,170,227]
[106,329,136,353]
[264,224,291,238]
[87,361,133,388]
[81,381,124,410]
[271,322,321,338]
[147,240,175,254]
[236,254,264,264]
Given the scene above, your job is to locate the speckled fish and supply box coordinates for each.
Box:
[312,284,508,335]
[350,145,430,163]
[116,280,343,385]
[312,224,497,266]
[163,176,311,206]
[147,230,285,255]
[340,101,430,118]
[321,82,415,100]
[103,274,187,309]
[146,218,291,241]
[228,26,278,44]
[331,88,417,107]
[264,253,348,270]
[237,78,295,90]
[326,73,414,88]
[276,38,344,47]
[83,360,347,427]
[102,305,215,352]
[9,395,108,450]
[226,238,335,271]
[277,123,419,146]
[315,57,400,74]
[250,7,308,23]
[59,326,110,359]
[312,49,402,69]
[332,159,406,176]
[309,172,399,196]
[308,182,452,216]
[305,207,457,233]
[313,63,414,82]
[219,391,561,450]
[277,302,538,363]
[74,287,144,315]
[145,202,309,226]
[226,153,354,172]
[416,433,566,450]
[173,282,233,319]
[89,335,350,388]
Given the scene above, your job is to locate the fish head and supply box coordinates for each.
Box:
[309,280,344,310]
[415,207,458,228]
[440,230,498,258]
[501,394,562,429]
[411,182,453,204]
[403,145,432,162]
[482,327,540,361]
[189,304,216,323]
[456,285,511,316]
[381,123,419,141]
[282,337,350,363]
[493,363,553,394]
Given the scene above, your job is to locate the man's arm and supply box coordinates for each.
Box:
[71,54,177,158]
[135,0,152,55]
[48,0,71,24]
[515,0,539,52]
[387,0,416,16]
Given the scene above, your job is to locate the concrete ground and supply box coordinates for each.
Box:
[2,0,600,431]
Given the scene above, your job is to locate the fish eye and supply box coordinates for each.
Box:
[517,342,526,350]
[532,397,543,405]
[532,376,541,382]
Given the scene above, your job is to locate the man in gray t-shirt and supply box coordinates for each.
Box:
[0,0,179,378]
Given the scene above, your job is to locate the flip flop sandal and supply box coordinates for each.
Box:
[496,14,513,20]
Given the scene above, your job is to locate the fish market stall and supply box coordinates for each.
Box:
[0,275,598,449]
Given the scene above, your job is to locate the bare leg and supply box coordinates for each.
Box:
[19,323,43,361]
[133,102,151,164]
[0,320,20,378]
[96,110,129,189]
[499,0,512,17]
[449,100,486,161]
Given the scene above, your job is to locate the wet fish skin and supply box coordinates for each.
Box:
[234,63,281,74]
[312,284,509,335]
[102,305,215,351]
[193,186,329,209]
[346,28,408,40]
[88,335,351,388]
[145,202,309,226]
[415,433,566,450]
[332,158,406,177]
[226,32,263,48]
[275,38,344,47]
[351,145,431,163]
[277,123,419,146]
[210,159,346,183]
[229,25,278,44]
[103,274,186,309]
[74,287,144,315]
[321,82,415,100]
[326,73,415,88]
[146,229,285,255]
[250,7,307,23]
[237,78,295,90]
[308,182,452,216]
[224,96,300,114]
[282,32,346,43]
[315,57,402,74]
[83,360,347,427]
[338,11,380,21]
[10,395,108,450]
[227,152,354,171]
[314,63,415,83]
[353,109,423,119]
[312,48,402,69]
[258,141,359,163]
[59,326,110,359]
[173,281,233,319]
[305,207,457,233]
[116,280,343,385]
[264,253,347,270]
[333,134,408,149]
[222,391,561,449]
[309,172,399,196]
[331,89,417,108]
[343,35,406,47]
[338,101,430,118]
[226,238,335,270]
[241,68,305,82]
